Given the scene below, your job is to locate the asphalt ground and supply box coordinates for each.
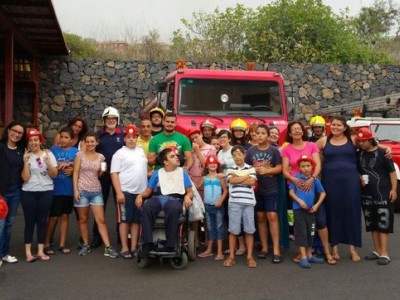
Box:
[1,201,400,300]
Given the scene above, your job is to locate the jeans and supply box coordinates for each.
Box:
[0,185,21,259]
[205,204,224,241]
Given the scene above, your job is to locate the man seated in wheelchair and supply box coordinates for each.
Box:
[135,147,193,257]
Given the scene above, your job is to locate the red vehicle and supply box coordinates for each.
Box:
[142,62,294,144]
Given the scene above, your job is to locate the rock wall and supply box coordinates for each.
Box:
[38,59,400,139]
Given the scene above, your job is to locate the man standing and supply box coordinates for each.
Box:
[92,106,124,248]
[309,116,326,142]
[148,112,193,171]
[149,107,165,136]
[137,117,153,158]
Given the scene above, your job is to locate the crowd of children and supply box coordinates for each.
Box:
[0,107,397,270]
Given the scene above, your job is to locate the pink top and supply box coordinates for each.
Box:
[77,151,105,192]
[190,144,216,192]
[281,141,319,177]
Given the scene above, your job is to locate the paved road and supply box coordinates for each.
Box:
[1,203,400,299]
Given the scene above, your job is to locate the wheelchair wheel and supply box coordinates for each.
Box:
[136,257,150,269]
[169,252,188,270]
[187,230,196,261]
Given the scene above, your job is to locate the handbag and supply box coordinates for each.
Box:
[188,181,205,222]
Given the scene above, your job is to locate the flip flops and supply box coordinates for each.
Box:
[26,256,38,263]
[257,251,269,259]
[215,255,224,261]
[198,252,213,258]
[272,255,283,263]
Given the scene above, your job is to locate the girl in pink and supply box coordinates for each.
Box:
[73,132,118,258]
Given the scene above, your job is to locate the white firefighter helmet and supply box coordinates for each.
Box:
[102,106,120,124]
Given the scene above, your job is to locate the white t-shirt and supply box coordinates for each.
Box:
[110,146,148,194]
[22,152,58,192]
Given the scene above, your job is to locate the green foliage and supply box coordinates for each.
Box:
[64,33,98,58]
[172,0,395,64]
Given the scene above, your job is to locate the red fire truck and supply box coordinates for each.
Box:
[142,61,294,144]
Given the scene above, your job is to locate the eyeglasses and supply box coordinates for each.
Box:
[10,128,24,135]
[36,157,43,169]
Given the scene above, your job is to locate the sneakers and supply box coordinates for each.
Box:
[104,246,119,259]
[2,255,18,263]
[299,258,311,268]
[79,245,91,256]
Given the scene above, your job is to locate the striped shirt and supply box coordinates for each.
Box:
[226,164,257,205]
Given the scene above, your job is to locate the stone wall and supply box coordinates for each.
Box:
[38,59,400,139]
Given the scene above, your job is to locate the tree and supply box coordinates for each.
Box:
[63,33,98,58]
[172,0,392,64]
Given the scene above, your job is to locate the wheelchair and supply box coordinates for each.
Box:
[136,209,196,270]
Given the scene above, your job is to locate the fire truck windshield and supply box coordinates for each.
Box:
[178,78,283,117]
[371,124,400,142]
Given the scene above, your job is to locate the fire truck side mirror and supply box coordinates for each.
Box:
[286,97,295,118]
[157,82,167,92]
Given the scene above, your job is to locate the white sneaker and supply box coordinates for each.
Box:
[2,255,18,263]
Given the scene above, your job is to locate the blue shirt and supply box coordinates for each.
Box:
[50,146,79,195]
[96,127,124,166]
[289,173,324,210]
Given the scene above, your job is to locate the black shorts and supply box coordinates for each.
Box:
[294,209,316,247]
[49,195,74,217]
[255,193,279,213]
[362,200,394,233]
[117,192,141,224]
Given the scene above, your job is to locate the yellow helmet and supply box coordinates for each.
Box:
[310,115,325,128]
[230,118,248,131]
[149,107,165,118]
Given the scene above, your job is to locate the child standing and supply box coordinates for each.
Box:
[356,128,397,265]
[110,125,148,258]
[245,124,283,263]
[197,154,228,260]
[44,127,79,255]
[73,132,118,258]
[223,145,258,268]
[289,155,326,268]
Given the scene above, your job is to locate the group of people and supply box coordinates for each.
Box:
[0,106,397,270]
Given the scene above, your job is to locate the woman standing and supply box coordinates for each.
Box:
[316,116,362,262]
[21,128,58,262]
[282,121,336,265]
[53,116,88,149]
[0,122,26,266]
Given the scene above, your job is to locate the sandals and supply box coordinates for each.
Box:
[223,257,236,267]
[293,253,301,263]
[247,257,257,268]
[44,247,56,256]
[332,247,340,261]
[58,245,71,254]
[120,251,133,259]
[365,251,380,260]
[272,255,283,263]
[299,258,311,268]
[37,254,50,261]
[257,251,269,259]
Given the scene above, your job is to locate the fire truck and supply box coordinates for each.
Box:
[141,61,294,144]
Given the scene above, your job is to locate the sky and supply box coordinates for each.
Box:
[52,0,375,42]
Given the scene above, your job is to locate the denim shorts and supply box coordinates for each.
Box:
[228,202,255,235]
[74,191,104,207]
